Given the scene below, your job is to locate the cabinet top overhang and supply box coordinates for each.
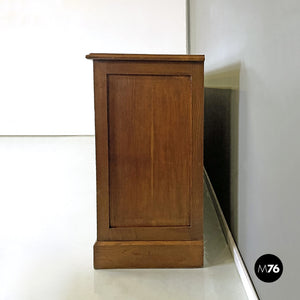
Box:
[86,53,205,62]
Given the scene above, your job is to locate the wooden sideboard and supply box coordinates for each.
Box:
[86,53,205,268]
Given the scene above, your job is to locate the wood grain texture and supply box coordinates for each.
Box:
[108,75,192,227]
[86,53,205,62]
[190,63,204,240]
[108,75,152,227]
[94,240,203,268]
[152,76,192,226]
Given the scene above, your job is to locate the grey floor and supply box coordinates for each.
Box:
[0,137,248,300]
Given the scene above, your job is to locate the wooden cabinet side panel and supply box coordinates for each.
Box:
[93,61,203,241]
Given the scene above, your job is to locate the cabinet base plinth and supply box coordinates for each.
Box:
[94,240,203,269]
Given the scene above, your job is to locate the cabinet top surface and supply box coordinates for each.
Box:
[86,53,205,62]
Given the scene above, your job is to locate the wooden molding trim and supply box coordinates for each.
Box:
[86,53,205,62]
[94,240,203,269]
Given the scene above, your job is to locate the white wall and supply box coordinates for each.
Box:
[190,0,300,299]
[0,0,187,135]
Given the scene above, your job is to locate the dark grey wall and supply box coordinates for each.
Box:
[203,86,239,239]
[204,88,231,225]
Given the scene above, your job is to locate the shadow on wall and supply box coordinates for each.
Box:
[204,63,240,241]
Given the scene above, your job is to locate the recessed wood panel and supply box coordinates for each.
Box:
[108,75,192,227]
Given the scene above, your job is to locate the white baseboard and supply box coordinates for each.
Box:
[204,168,259,300]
